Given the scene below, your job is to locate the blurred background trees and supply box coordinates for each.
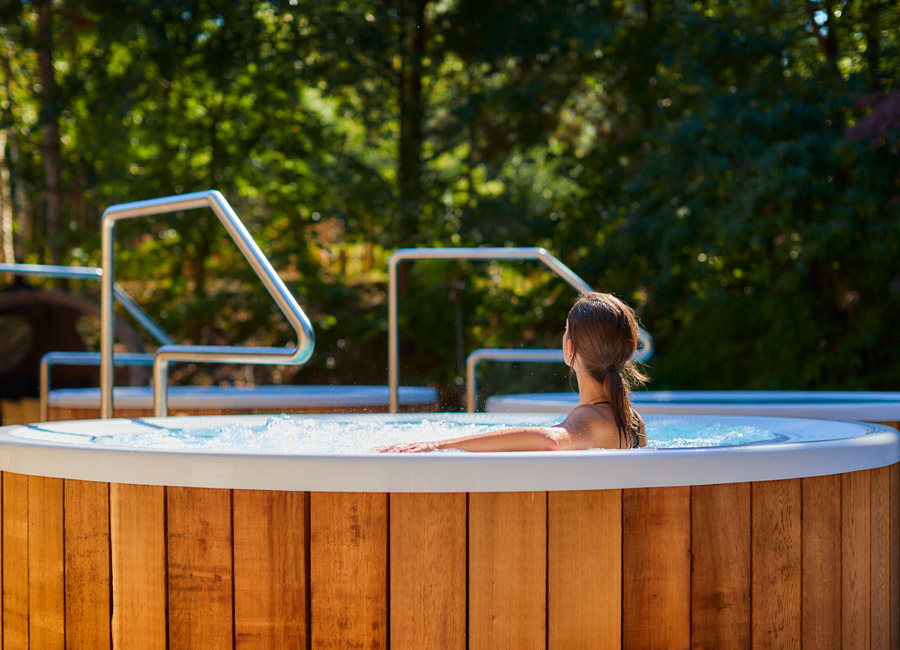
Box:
[1,0,898,406]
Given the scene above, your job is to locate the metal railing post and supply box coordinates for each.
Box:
[100,217,118,418]
[388,257,400,413]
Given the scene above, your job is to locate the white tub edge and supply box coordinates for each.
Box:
[0,415,897,492]
[486,391,900,420]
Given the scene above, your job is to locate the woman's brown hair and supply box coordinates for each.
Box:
[566,292,648,447]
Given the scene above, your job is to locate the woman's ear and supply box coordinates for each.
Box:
[564,338,575,367]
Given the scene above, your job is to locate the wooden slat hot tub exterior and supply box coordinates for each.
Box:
[1,462,897,649]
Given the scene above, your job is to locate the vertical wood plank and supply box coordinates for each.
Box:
[2,398,39,424]
[891,463,900,650]
[233,490,307,649]
[801,474,842,650]
[28,475,65,650]
[390,493,466,650]
[548,489,621,650]
[871,467,891,650]
[623,486,691,650]
[843,470,872,650]
[309,492,387,650]
[751,478,801,650]
[47,407,74,422]
[64,479,111,650]
[110,483,167,650]
[0,399,15,425]
[691,483,750,650]
[0,472,3,638]
[167,486,234,650]
[469,491,546,650]
[3,472,29,650]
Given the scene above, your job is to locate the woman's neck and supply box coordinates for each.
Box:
[574,367,608,405]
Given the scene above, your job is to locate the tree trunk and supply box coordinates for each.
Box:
[2,34,26,263]
[822,1,839,74]
[397,0,426,241]
[806,0,840,77]
[862,0,881,90]
[0,130,14,263]
[36,0,63,265]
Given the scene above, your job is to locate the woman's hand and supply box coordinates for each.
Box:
[376,441,439,453]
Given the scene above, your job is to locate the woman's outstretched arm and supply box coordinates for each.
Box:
[377,410,600,453]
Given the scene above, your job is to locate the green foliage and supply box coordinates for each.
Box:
[1,0,898,397]
[566,4,900,390]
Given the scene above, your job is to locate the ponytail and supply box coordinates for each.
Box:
[603,366,628,447]
[602,364,644,448]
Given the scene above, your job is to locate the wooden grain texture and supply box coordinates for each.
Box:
[309,492,387,650]
[233,489,307,649]
[691,483,751,650]
[46,406,73,421]
[469,491,547,650]
[48,403,432,421]
[843,470,872,650]
[1,398,39,425]
[64,479,111,650]
[751,479,801,650]
[622,486,691,650]
[49,406,151,421]
[110,483,167,650]
[390,492,466,650]
[801,474,842,650]
[0,399,18,425]
[167,486,234,650]
[3,472,28,650]
[548,489,621,650]
[871,467,891,650]
[28,475,65,650]
[891,463,900,650]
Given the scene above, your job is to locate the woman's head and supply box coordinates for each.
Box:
[565,292,641,378]
[564,292,648,445]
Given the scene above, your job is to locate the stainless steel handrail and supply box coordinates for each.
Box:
[0,262,103,280]
[0,262,173,345]
[39,351,155,421]
[465,348,564,413]
[387,246,654,412]
[100,190,315,417]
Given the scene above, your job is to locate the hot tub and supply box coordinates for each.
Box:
[487,390,900,427]
[0,413,897,649]
[46,384,438,420]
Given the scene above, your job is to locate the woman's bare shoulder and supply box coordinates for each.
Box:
[563,404,620,449]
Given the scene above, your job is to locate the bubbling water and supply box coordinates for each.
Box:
[91,413,779,453]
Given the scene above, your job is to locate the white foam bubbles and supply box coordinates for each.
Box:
[99,413,777,453]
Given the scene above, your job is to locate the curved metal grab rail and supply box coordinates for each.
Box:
[465,348,564,413]
[0,262,173,346]
[387,246,654,413]
[39,351,156,421]
[101,190,315,417]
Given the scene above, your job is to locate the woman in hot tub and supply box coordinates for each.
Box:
[378,292,648,452]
